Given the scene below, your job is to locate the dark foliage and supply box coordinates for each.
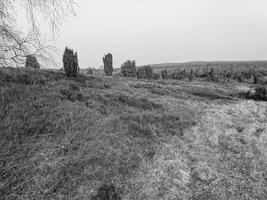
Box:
[103,53,113,76]
[171,69,187,80]
[254,86,267,101]
[137,65,154,79]
[209,68,218,82]
[161,69,168,79]
[91,184,122,200]
[189,69,195,81]
[121,60,137,77]
[25,55,40,69]
[63,47,79,78]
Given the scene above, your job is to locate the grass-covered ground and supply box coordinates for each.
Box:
[0,67,266,200]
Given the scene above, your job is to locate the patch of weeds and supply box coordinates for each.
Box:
[117,94,162,110]
[60,89,87,102]
[121,112,193,138]
[91,184,122,200]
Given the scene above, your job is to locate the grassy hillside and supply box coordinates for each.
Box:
[0,67,266,200]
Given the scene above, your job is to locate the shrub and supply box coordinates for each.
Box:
[25,55,40,69]
[161,70,168,79]
[63,47,79,77]
[189,69,195,81]
[209,68,218,82]
[152,73,160,80]
[137,65,153,79]
[171,69,187,80]
[254,86,267,101]
[121,60,136,77]
[87,68,94,75]
[91,184,122,200]
[103,53,113,76]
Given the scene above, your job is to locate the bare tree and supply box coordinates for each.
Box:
[0,0,77,67]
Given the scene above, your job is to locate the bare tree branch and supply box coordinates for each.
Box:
[0,0,77,68]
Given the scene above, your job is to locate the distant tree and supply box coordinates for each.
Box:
[63,47,79,77]
[209,68,218,82]
[25,55,40,69]
[121,60,136,77]
[103,53,113,76]
[189,69,195,81]
[161,69,168,79]
[0,0,77,67]
[87,67,94,75]
[137,65,153,79]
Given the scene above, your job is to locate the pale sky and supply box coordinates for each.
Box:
[27,0,267,68]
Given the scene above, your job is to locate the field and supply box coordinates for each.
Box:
[0,67,267,200]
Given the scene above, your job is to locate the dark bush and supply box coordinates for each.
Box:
[161,69,169,79]
[91,184,122,200]
[25,55,40,69]
[152,73,160,80]
[87,68,94,75]
[137,65,153,79]
[254,86,267,101]
[121,60,136,77]
[63,47,79,78]
[189,69,195,81]
[171,69,187,80]
[103,53,113,76]
[209,68,218,82]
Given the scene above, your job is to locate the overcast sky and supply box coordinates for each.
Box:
[53,0,267,68]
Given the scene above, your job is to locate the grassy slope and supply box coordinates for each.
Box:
[0,67,266,200]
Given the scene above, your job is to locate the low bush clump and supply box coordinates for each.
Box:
[63,47,79,77]
[121,60,137,77]
[254,86,267,101]
[137,65,153,79]
[91,184,122,200]
[161,69,169,79]
[189,69,195,81]
[25,55,40,69]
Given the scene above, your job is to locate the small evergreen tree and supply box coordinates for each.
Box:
[25,55,40,69]
[63,47,79,77]
[103,53,113,76]
[121,60,136,77]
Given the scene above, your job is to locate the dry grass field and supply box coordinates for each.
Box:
[0,67,266,200]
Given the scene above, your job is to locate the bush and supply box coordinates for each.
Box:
[171,69,187,80]
[189,69,195,81]
[87,68,94,75]
[25,55,40,69]
[103,53,113,76]
[209,68,218,82]
[137,65,153,79]
[121,60,136,77]
[91,184,122,200]
[152,73,160,80]
[254,86,267,101]
[63,47,79,78]
[161,69,168,79]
